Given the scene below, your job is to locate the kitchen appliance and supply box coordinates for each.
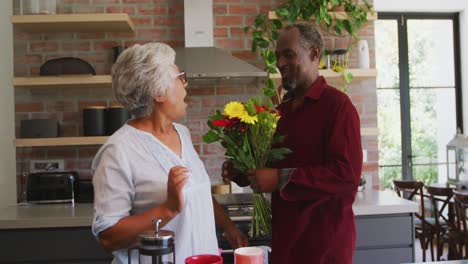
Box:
[134,219,175,264]
[213,194,271,264]
[20,119,59,138]
[75,179,94,203]
[26,171,78,204]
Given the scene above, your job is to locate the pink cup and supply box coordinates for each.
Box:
[185,254,223,264]
[234,247,264,264]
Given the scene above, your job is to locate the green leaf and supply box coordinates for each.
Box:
[344,72,354,83]
[266,66,277,74]
[276,8,289,18]
[244,26,250,34]
[262,88,276,97]
[272,30,279,41]
[265,49,276,64]
[266,78,275,90]
[342,19,354,36]
[251,41,258,53]
[254,14,265,28]
[272,20,283,30]
[258,38,270,48]
[203,130,220,144]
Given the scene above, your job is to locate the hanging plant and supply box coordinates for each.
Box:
[245,0,374,98]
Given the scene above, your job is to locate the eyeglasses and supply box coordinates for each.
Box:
[176,70,187,84]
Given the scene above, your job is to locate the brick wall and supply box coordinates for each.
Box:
[13,0,379,200]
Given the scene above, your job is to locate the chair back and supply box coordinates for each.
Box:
[426,185,453,228]
[393,180,426,222]
[453,190,468,256]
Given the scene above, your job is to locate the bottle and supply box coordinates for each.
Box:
[357,39,370,69]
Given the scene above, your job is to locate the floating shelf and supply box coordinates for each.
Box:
[14,75,112,89]
[268,11,377,21]
[269,68,377,80]
[15,136,109,147]
[11,13,135,33]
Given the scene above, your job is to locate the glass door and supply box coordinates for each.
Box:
[375,14,462,189]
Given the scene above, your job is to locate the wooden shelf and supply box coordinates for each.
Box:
[14,75,112,89]
[268,11,377,21]
[15,136,109,147]
[269,68,377,80]
[11,13,135,33]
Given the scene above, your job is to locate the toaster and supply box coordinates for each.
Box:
[26,171,79,204]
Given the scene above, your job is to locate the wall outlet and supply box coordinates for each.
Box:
[30,159,64,172]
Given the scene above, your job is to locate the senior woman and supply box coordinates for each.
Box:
[92,42,247,264]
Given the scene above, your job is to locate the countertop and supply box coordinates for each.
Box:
[0,190,417,229]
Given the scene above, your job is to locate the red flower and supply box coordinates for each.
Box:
[211,119,231,127]
[254,104,267,113]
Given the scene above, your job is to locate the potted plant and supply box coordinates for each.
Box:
[245,0,374,97]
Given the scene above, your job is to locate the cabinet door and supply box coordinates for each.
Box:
[0,227,112,263]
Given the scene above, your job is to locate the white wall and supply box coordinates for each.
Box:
[375,0,468,134]
[0,1,17,207]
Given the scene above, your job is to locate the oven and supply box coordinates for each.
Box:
[214,194,272,264]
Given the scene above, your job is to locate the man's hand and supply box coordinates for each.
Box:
[224,225,248,249]
[248,168,280,193]
[222,161,250,187]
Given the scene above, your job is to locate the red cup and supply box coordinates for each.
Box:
[185,254,223,264]
[234,247,264,264]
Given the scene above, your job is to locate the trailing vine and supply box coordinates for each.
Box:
[244,0,374,98]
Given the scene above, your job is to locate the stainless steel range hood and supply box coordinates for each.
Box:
[175,47,267,79]
[177,0,266,79]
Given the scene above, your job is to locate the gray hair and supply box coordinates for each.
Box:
[112,42,177,118]
[285,23,323,59]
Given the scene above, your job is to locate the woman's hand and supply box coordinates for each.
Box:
[164,166,188,215]
[224,225,248,249]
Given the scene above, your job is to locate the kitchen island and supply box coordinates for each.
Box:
[0,190,417,263]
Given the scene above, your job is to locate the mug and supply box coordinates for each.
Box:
[234,247,263,264]
[185,254,223,264]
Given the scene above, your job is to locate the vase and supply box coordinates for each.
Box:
[357,39,370,69]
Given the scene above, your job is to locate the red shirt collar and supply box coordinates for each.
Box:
[305,76,327,100]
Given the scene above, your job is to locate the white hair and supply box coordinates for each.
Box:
[112,42,177,118]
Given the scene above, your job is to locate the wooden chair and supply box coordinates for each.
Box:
[453,190,468,259]
[426,185,453,260]
[393,180,434,262]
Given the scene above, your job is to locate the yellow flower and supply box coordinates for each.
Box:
[224,101,246,119]
[240,114,258,124]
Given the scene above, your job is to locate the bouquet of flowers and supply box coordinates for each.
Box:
[203,97,290,237]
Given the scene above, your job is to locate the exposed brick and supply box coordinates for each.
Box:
[138,6,167,15]
[78,101,107,109]
[62,41,91,51]
[46,101,77,112]
[15,102,44,112]
[93,41,120,51]
[78,147,100,159]
[215,16,243,26]
[93,0,120,4]
[123,0,151,3]
[138,28,168,39]
[169,29,184,40]
[217,86,245,95]
[214,0,241,3]
[216,39,245,50]
[15,55,42,64]
[187,87,215,96]
[213,4,228,15]
[63,112,81,122]
[47,148,77,159]
[214,28,228,38]
[229,5,258,15]
[30,42,58,52]
[30,112,59,119]
[61,124,79,137]
[130,17,152,26]
[77,33,106,39]
[230,27,248,38]
[65,159,92,170]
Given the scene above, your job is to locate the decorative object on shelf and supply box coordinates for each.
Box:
[83,106,106,136]
[105,105,131,135]
[234,247,264,264]
[38,0,56,14]
[40,57,95,76]
[357,39,370,69]
[446,128,468,184]
[185,255,223,264]
[20,119,59,138]
[244,0,374,99]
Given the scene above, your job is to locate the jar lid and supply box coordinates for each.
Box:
[84,106,106,109]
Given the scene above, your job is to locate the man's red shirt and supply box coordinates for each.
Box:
[272,76,363,264]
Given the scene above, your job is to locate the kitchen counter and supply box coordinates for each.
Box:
[0,190,417,229]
